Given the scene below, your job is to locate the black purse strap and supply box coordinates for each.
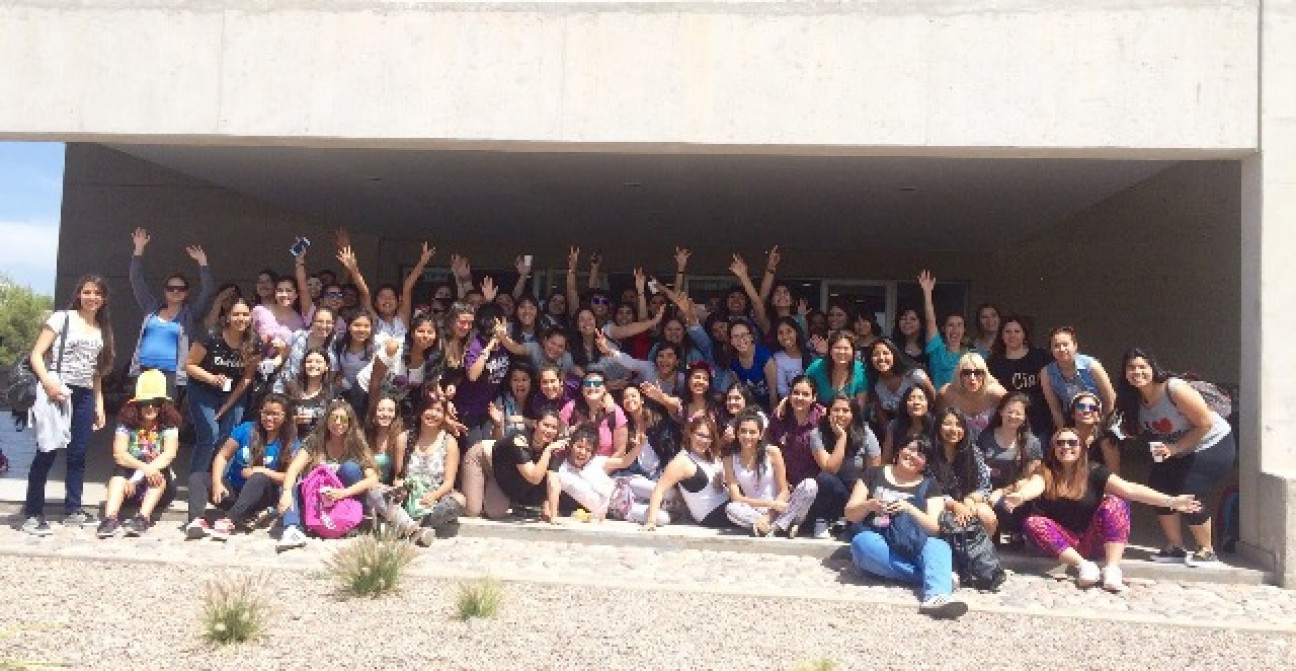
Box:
[53,311,71,376]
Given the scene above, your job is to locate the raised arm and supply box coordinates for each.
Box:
[565,245,581,317]
[633,268,649,320]
[1104,473,1202,514]
[673,247,690,297]
[451,253,474,298]
[606,304,665,341]
[639,381,682,418]
[587,252,602,291]
[512,255,533,300]
[729,254,769,331]
[129,228,159,312]
[185,244,215,317]
[293,248,313,316]
[918,269,940,343]
[758,246,780,301]
[337,245,372,312]
[402,242,436,326]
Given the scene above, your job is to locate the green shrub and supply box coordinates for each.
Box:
[200,572,271,645]
[793,659,837,671]
[326,530,418,598]
[456,577,502,621]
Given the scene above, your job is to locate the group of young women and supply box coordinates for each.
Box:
[16,232,1236,616]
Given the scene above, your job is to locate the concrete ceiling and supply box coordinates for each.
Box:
[108,144,1174,252]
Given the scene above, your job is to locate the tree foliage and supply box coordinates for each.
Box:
[0,274,53,368]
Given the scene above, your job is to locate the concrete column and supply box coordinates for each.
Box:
[1239,0,1296,587]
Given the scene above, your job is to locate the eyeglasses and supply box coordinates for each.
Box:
[590,297,610,306]
[164,285,189,293]
[899,445,928,460]
[731,333,753,342]
[582,380,605,388]
[261,410,285,418]
[1075,402,1100,412]
[1053,438,1081,448]
[692,432,714,442]
[959,369,986,378]
[323,291,344,298]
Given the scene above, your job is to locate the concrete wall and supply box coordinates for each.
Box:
[1,1,1259,152]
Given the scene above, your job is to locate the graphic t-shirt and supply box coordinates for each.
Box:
[116,424,178,463]
[195,331,247,391]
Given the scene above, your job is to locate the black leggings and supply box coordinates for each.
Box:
[1147,432,1234,526]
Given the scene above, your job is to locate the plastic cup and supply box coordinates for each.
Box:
[1149,441,1164,463]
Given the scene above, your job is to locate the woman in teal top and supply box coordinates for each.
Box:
[804,332,868,405]
[919,269,967,388]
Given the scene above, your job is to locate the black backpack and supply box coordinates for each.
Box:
[940,514,1007,591]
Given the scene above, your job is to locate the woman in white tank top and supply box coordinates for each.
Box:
[722,409,819,537]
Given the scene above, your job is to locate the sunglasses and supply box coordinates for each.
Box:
[138,400,163,408]
[960,369,986,378]
[582,379,605,388]
[323,291,344,298]
[590,297,610,305]
[1075,402,1100,412]
[1053,438,1081,448]
[164,285,189,293]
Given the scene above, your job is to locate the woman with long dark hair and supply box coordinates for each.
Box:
[1114,348,1235,567]
[865,338,935,435]
[334,309,377,411]
[96,371,182,538]
[284,348,338,435]
[978,393,1042,536]
[24,275,116,534]
[891,307,928,368]
[986,315,1052,438]
[199,393,298,540]
[722,409,819,537]
[559,368,628,457]
[927,407,995,535]
[358,312,443,420]
[1065,391,1122,474]
[459,303,512,445]
[804,331,868,406]
[183,296,258,529]
[767,316,816,412]
[883,385,936,463]
[970,303,1001,357]
[1005,427,1202,592]
[641,416,732,530]
[918,269,967,388]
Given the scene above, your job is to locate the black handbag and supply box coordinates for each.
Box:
[940,512,1007,591]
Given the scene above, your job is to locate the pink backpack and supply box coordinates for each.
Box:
[300,465,363,539]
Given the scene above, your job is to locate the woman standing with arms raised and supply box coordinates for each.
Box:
[127,228,214,399]
[24,276,116,534]
[918,270,967,389]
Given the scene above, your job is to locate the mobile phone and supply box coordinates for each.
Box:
[290,237,311,257]
[647,279,660,294]
[523,254,533,267]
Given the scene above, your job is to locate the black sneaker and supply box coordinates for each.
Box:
[1186,548,1225,569]
[123,516,150,537]
[96,517,121,539]
[918,594,969,619]
[62,509,99,527]
[1150,546,1188,563]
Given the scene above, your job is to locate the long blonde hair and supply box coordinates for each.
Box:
[304,399,376,471]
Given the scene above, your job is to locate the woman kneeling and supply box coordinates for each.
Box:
[1004,427,1201,592]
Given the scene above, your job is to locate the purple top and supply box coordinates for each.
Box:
[767,404,825,486]
[457,337,511,418]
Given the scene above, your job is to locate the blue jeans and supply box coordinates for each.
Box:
[282,461,364,528]
[25,385,95,516]
[850,528,954,600]
[186,382,244,475]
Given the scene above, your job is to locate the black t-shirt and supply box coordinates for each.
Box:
[861,466,939,512]
[196,331,247,391]
[1032,466,1113,535]
[988,348,1052,435]
[491,433,547,505]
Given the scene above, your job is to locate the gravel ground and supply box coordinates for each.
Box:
[0,555,1292,671]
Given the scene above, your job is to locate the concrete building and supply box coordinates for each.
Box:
[1,1,1292,583]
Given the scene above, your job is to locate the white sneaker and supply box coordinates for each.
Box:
[1102,565,1127,593]
[1076,560,1101,587]
[918,594,968,619]
[276,525,308,552]
[184,519,210,540]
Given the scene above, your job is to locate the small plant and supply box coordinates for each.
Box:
[455,577,502,620]
[200,572,271,645]
[326,529,418,598]
[793,659,837,671]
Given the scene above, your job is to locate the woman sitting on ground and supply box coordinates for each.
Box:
[936,352,1006,441]
[559,368,628,458]
[977,393,1042,537]
[197,393,297,541]
[1066,391,1122,475]
[641,416,731,530]
[486,360,535,440]
[276,399,381,551]
[929,406,996,535]
[545,423,659,523]
[97,370,182,539]
[722,409,818,537]
[365,396,406,487]
[843,436,968,619]
[396,394,466,539]
[1004,427,1202,592]
[459,409,567,519]
[809,394,882,528]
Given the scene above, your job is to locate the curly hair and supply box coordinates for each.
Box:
[117,400,182,431]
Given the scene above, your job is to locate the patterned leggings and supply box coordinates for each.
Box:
[1023,495,1131,560]
[725,478,819,531]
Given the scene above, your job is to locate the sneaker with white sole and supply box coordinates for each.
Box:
[62,509,98,527]
[1150,546,1188,563]
[22,516,53,536]
[918,594,968,619]
[276,525,308,552]
[1186,548,1225,569]
[1076,560,1101,587]
[184,519,210,540]
[96,517,121,539]
[414,528,436,547]
[209,518,235,542]
[811,519,830,539]
[1102,565,1127,593]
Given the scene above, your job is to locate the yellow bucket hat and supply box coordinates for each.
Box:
[131,370,171,404]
